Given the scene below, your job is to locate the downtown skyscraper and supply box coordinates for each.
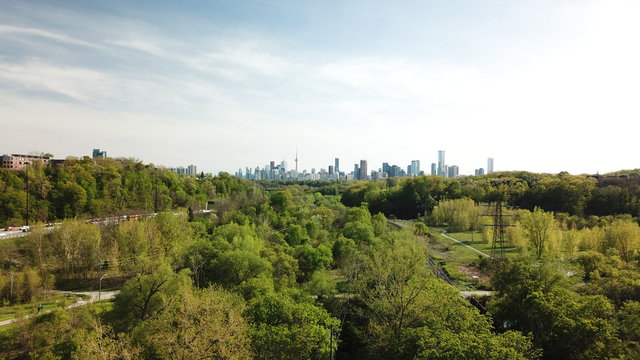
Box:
[359,160,368,180]
[437,150,445,177]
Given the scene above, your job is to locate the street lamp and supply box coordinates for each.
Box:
[99,273,108,302]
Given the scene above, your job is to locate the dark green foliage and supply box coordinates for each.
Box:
[340,171,640,219]
[490,260,622,359]
[0,158,257,227]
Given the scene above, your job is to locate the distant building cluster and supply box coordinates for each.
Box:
[474,157,494,176]
[0,153,52,170]
[92,148,107,158]
[170,165,198,176]
[236,151,494,181]
[428,150,459,178]
[2,150,201,178]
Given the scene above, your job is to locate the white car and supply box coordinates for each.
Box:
[20,226,30,232]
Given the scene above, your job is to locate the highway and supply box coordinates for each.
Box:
[0,209,214,240]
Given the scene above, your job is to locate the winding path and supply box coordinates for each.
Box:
[0,290,119,327]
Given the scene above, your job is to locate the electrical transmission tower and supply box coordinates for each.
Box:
[490,200,507,259]
[481,200,515,260]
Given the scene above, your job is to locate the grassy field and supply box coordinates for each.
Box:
[0,293,88,322]
[430,229,523,261]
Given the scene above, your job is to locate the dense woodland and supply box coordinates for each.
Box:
[1,160,640,359]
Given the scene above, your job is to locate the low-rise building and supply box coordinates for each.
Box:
[1,154,51,170]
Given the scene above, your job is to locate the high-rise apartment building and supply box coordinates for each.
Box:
[437,150,445,177]
[487,158,494,173]
[335,158,340,174]
[359,160,368,181]
[382,162,390,175]
[410,160,420,177]
[448,165,459,178]
[431,163,436,176]
[328,165,334,175]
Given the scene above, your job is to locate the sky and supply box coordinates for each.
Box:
[1,0,639,175]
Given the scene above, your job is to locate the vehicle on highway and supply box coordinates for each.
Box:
[20,225,31,232]
[4,227,14,231]
[46,223,54,227]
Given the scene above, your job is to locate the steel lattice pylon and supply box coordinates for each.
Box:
[490,200,507,259]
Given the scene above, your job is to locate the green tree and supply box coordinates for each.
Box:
[490,260,621,359]
[109,262,192,332]
[521,207,557,259]
[430,198,480,232]
[247,291,339,360]
[137,286,253,360]
[604,219,640,262]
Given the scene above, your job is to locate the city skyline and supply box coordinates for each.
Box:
[1,1,639,175]
[235,150,487,180]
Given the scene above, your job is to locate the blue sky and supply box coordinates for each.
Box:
[1,0,639,175]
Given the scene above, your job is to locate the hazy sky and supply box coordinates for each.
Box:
[1,0,639,175]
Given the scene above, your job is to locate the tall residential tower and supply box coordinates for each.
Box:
[437,150,445,177]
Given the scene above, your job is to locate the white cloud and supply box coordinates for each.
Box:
[0,60,116,102]
[1,1,640,174]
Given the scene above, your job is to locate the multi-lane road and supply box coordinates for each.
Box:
[0,209,214,240]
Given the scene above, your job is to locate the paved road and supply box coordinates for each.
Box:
[0,290,120,327]
[460,290,495,298]
[439,230,493,259]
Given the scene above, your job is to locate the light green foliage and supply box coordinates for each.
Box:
[305,270,337,299]
[207,223,273,289]
[215,249,272,288]
[414,222,429,236]
[402,329,537,360]
[577,226,605,251]
[52,219,102,277]
[115,220,155,273]
[430,198,480,232]
[342,206,375,243]
[332,235,357,268]
[72,319,142,360]
[521,207,558,259]
[7,307,103,360]
[153,211,194,266]
[604,219,640,262]
[264,245,298,288]
[371,212,388,236]
[352,239,534,359]
[136,286,253,360]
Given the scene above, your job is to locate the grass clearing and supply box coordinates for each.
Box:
[0,293,84,323]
